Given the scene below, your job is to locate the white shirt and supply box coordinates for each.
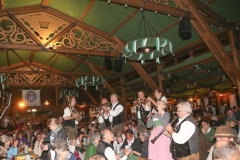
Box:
[63,107,78,124]
[172,115,195,144]
[104,141,127,160]
[109,102,123,123]
[98,109,109,123]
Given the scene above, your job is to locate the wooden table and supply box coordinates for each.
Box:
[15,147,37,160]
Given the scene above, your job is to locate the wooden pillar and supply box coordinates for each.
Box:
[217,96,221,115]
[55,86,58,106]
[120,77,127,121]
[229,30,240,103]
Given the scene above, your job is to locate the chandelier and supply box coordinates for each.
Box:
[76,60,104,90]
[122,2,173,65]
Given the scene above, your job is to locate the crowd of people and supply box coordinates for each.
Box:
[0,90,240,160]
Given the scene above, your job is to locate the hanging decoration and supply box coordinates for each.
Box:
[0,74,7,90]
[76,59,104,90]
[58,89,79,98]
[122,0,173,65]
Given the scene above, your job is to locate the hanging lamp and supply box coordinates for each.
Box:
[122,0,173,65]
[76,58,104,90]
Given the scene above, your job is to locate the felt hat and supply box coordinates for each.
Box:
[213,126,236,138]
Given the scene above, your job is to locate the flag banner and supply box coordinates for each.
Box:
[22,89,41,106]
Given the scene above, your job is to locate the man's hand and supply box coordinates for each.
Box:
[163,130,171,137]
[201,128,206,134]
[125,148,131,157]
[42,145,48,151]
[165,123,174,135]
[115,154,121,160]
[132,151,141,156]
[73,113,79,118]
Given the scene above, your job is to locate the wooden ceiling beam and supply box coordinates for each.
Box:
[109,0,232,27]
[79,0,95,22]
[183,0,239,86]
[192,0,227,22]
[44,6,119,44]
[109,8,139,36]
[70,56,87,72]
[0,42,119,57]
[44,21,78,47]
[0,61,27,70]
[36,53,56,71]
[11,50,36,72]
[88,62,124,104]
[155,20,180,36]
[62,54,117,75]
[0,5,44,17]
[6,50,10,66]
[130,61,158,91]
[41,0,49,7]
[81,87,99,105]
[0,69,99,76]
[0,0,4,10]
[29,51,35,63]
[50,54,59,68]
[6,11,44,47]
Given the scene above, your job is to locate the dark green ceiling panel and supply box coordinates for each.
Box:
[83,1,136,34]
[33,51,56,64]
[52,55,78,72]
[4,0,41,8]
[0,51,8,67]
[48,0,89,19]
[9,50,30,64]
[204,0,240,22]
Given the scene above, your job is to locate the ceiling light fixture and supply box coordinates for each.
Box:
[122,0,173,65]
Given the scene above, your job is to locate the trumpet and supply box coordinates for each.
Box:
[92,102,111,116]
[135,97,151,106]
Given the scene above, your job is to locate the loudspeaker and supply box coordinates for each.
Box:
[104,57,113,70]
[114,59,123,72]
[178,19,192,40]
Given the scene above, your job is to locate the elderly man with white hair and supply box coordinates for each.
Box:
[165,102,199,160]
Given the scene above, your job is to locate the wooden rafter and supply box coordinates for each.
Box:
[155,20,180,36]
[0,61,27,70]
[192,0,226,22]
[6,11,44,47]
[109,0,232,27]
[62,54,117,75]
[0,43,120,57]
[206,0,216,6]
[6,50,10,66]
[11,50,35,72]
[44,21,78,47]
[36,53,56,71]
[183,0,240,86]
[81,87,98,105]
[79,0,95,22]
[110,8,139,36]
[130,62,158,91]
[50,54,59,68]
[0,0,4,10]
[88,62,124,104]
[70,56,87,72]
[29,51,35,63]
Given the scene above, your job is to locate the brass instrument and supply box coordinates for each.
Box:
[66,96,82,121]
[92,102,111,116]
[135,97,151,106]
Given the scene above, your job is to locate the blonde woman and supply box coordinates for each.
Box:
[146,100,173,160]
[225,118,238,136]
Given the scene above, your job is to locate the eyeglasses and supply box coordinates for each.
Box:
[177,110,186,113]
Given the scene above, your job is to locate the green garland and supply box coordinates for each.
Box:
[58,89,79,98]
[0,74,7,90]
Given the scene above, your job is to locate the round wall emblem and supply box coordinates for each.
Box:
[25,90,37,102]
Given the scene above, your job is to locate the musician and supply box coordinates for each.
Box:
[63,97,80,153]
[165,102,199,160]
[148,89,167,107]
[132,90,150,130]
[97,98,110,132]
[102,94,124,144]
[146,100,173,160]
